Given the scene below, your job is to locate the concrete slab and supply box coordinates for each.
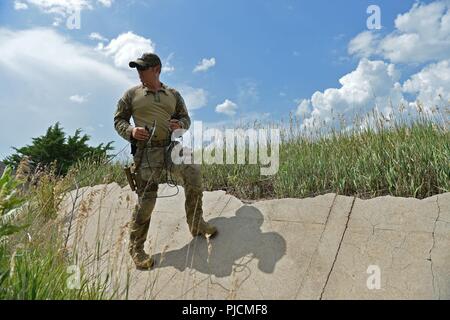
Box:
[58,183,450,300]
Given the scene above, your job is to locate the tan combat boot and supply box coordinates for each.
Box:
[130,248,154,270]
[191,221,218,238]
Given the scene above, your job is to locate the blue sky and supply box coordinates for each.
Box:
[0,0,449,158]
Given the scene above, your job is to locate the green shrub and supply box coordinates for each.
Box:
[0,166,26,239]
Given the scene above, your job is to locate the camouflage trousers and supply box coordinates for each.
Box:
[129,145,206,253]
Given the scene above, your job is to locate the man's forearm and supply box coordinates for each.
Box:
[114,119,135,142]
[177,116,191,131]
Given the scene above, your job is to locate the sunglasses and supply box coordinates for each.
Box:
[135,65,149,71]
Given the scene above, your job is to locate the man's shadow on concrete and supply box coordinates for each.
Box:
[151,206,286,278]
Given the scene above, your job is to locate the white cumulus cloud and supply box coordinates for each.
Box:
[297,57,450,131]
[24,0,93,16]
[14,1,29,10]
[89,32,108,42]
[193,57,216,73]
[348,31,380,58]
[178,86,208,111]
[18,0,113,18]
[349,1,450,64]
[216,99,238,116]
[0,28,131,86]
[296,99,312,117]
[162,52,175,74]
[300,59,405,129]
[99,31,155,69]
[69,94,88,103]
[403,59,450,110]
[97,0,113,7]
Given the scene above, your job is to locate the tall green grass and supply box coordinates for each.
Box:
[0,166,114,300]
[0,237,109,300]
[202,106,449,200]
[67,153,129,189]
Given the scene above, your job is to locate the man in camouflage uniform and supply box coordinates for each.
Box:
[114,53,217,270]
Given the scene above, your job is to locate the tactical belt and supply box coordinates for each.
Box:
[131,139,170,155]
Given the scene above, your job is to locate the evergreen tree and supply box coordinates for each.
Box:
[3,123,113,175]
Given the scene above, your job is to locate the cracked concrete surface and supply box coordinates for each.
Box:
[58,183,450,300]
